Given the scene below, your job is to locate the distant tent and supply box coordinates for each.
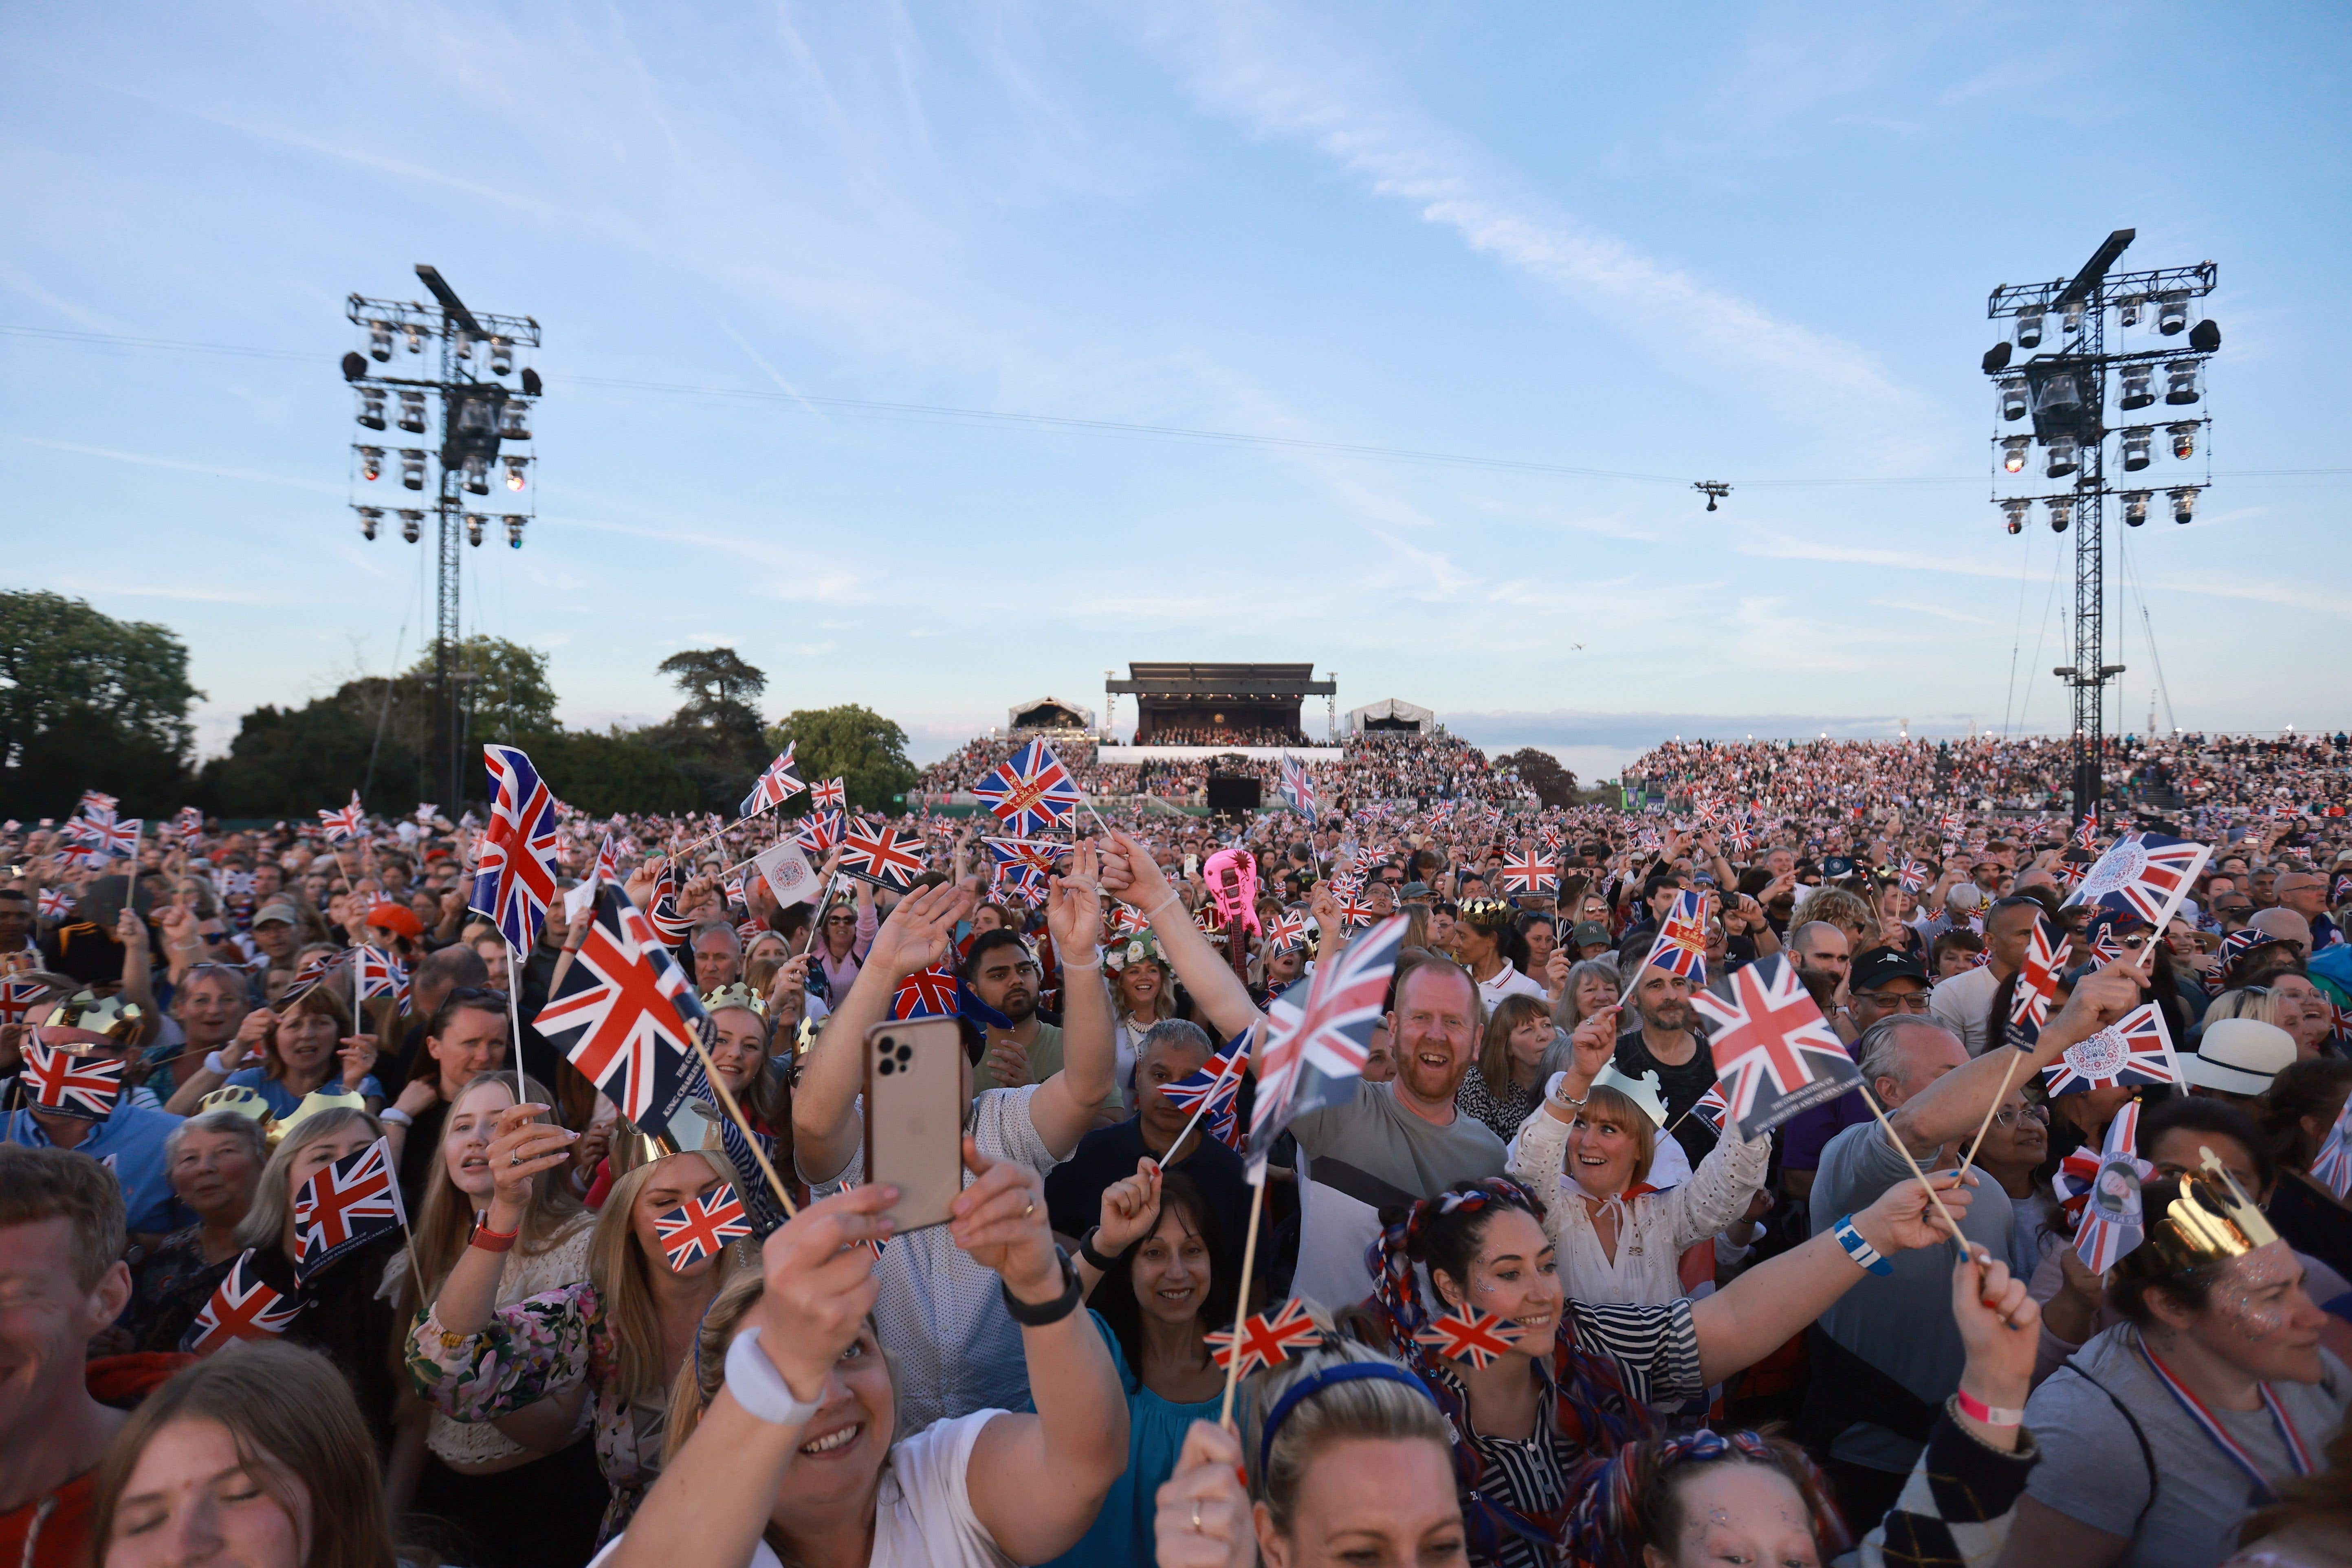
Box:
[1349,698,1435,735]
[1008,696,1094,731]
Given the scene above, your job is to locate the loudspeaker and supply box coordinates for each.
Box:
[1205,777,1261,816]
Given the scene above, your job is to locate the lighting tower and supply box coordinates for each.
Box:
[1980,230,2217,823]
[342,266,541,807]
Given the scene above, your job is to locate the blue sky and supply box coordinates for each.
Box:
[5,2,2347,781]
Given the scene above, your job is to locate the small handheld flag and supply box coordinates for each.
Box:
[1413,1307,1525,1370]
[891,966,961,1021]
[1498,849,1560,897]
[2311,1092,2352,1203]
[2064,831,2210,930]
[809,776,847,813]
[21,1042,123,1120]
[1644,891,1709,984]
[537,885,705,1135]
[1250,916,1410,1176]
[1205,1298,1324,1378]
[317,793,365,843]
[1690,954,1860,1141]
[2040,1003,2180,1096]
[653,1184,752,1270]
[740,748,806,820]
[182,1251,302,1354]
[972,741,1082,836]
[472,746,560,953]
[2003,917,2064,1050]
[1278,754,1319,817]
[291,1137,405,1284]
[838,821,925,891]
[2053,1100,2154,1273]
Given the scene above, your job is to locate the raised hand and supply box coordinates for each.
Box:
[1045,840,1104,955]
[1153,1421,1254,1568]
[1096,1157,1163,1255]
[1855,1166,1977,1255]
[337,1034,379,1092]
[749,1183,896,1403]
[864,881,975,983]
[948,1137,1061,1302]
[482,1102,579,1225]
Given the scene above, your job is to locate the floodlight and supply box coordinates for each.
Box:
[2120,427,2152,471]
[2164,360,2201,406]
[399,449,427,490]
[2002,436,2029,473]
[2169,488,2196,524]
[2016,313,2044,348]
[356,389,386,431]
[2156,292,2189,335]
[2121,491,2150,527]
[369,321,393,361]
[2001,498,2031,534]
[357,506,382,539]
[2168,422,2198,460]
[464,513,486,546]
[2046,435,2078,478]
[398,509,424,543]
[2047,496,2072,533]
[489,337,513,375]
[397,391,426,433]
[1998,376,2029,421]
[504,456,527,491]
[502,515,526,548]
[462,454,489,494]
[2119,365,2154,410]
[498,400,531,440]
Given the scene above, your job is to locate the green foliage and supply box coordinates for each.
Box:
[408,636,560,745]
[1500,747,1580,809]
[0,592,201,818]
[656,647,766,709]
[535,727,699,816]
[643,647,772,814]
[765,705,918,812]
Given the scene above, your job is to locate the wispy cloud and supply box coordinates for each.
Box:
[3,434,342,494]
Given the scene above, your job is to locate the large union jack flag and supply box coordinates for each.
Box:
[653,1184,752,1270]
[2041,1002,2180,1096]
[1690,954,1859,1141]
[2063,831,2210,929]
[317,792,365,843]
[972,741,1081,836]
[22,1041,123,1120]
[471,745,559,952]
[536,884,704,1133]
[1251,914,1409,1176]
[1644,890,1709,984]
[1205,1297,1324,1377]
[808,776,846,813]
[292,1137,405,1284]
[182,1251,303,1354]
[1498,848,1560,896]
[839,821,924,891]
[1278,754,1319,817]
[740,747,806,819]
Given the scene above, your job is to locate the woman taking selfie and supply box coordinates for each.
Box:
[406,1112,748,1546]
[595,1145,1127,1568]
[402,1072,603,1568]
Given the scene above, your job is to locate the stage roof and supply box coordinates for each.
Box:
[1106,662,1335,698]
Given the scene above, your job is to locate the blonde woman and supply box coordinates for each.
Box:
[403,1072,602,1568]
[1108,934,1178,1104]
[406,1109,746,1546]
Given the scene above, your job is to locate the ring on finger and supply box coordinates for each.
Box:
[1190,1500,1202,1533]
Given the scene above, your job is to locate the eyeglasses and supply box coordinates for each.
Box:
[1853,991,1932,1012]
[1990,1104,2049,1128]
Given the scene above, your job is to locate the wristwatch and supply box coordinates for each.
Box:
[1077,1227,1121,1272]
[999,1246,1083,1327]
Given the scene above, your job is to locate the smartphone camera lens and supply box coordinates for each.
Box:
[878,1058,895,1076]
[894,1043,913,1064]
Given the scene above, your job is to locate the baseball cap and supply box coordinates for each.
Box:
[365,902,424,941]
[253,897,301,928]
[1850,946,1929,993]
[2183,1018,2296,1097]
[1571,921,1613,948]
[1397,881,1432,902]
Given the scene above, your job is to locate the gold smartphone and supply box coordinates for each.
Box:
[863,1016,966,1234]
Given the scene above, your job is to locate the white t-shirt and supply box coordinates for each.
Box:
[587,1409,1011,1568]
[1476,961,1547,1013]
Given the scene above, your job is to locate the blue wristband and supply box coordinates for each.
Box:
[1833,1214,1893,1276]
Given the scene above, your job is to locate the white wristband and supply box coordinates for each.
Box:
[378,1107,414,1128]
[205,1051,230,1076]
[1062,948,1102,972]
[724,1325,825,1428]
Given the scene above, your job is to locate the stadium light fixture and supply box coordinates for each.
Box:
[404,323,425,354]
[2168,422,2198,460]
[356,389,387,430]
[399,449,427,490]
[2016,312,2044,348]
[397,391,427,433]
[2156,292,2189,334]
[464,512,486,546]
[357,506,382,539]
[503,515,526,548]
[2120,427,2153,471]
[2002,436,2029,473]
[2046,435,2079,478]
[358,446,383,482]
[2001,498,2031,534]
[2169,488,2196,524]
[368,320,393,361]
[398,509,424,543]
[2046,496,2072,533]
[489,336,513,375]
[1692,480,1731,512]
[2118,295,2143,328]
[498,400,531,440]
[2121,491,2150,527]
[2119,364,2154,410]
[2164,360,2202,405]
[504,456,528,491]
[461,454,489,495]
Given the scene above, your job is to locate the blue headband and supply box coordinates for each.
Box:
[1256,1361,1438,1480]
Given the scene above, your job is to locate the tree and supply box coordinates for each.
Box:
[536,727,700,816]
[1501,747,1580,809]
[765,706,918,813]
[0,592,201,818]
[656,648,766,709]
[645,647,772,814]
[408,636,560,746]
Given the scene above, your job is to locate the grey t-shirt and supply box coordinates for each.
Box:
[1927,964,2000,1057]
[1809,1118,2013,1473]
[1288,1080,1506,1309]
[2024,1324,2349,1568]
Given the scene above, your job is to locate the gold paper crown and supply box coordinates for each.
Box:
[41,990,145,1044]
[1457,899,1514,930]
[2148,1146,2280,1272]
[701,983,767,1018]
[194,1084,367,1146]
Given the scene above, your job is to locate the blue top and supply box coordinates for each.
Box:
[1044,1317,1222,1568]
[221,1067,386,1117]
[4,1100,190,1233]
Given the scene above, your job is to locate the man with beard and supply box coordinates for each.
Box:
[1611,948,1721,1167]
[966,927,1070,1095]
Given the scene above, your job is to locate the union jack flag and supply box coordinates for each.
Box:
[1898,861,1930,896]
[985,837,1065,878]
[653,1184,752,1270]
[1939,812,1964,838]
[2312,1090,2352,1203]
[1644,890,1709,983]
[794,809,845,857]
[2073,815,2100,854]
[1278,754,1318,817]
[839,821,924,891]
[536,884,704,1133]
[86,816,143,857]
[1724,819,1754,857]
[292,1137,405,1284]
[2220,926,2277,968]
[1414,1306,1525,1370]
[174,806,205,837]
[0,978,50,1025]
[2052,1100,2153,1273]
[22,1041,122,1120]
[354,946,409,1013]
[181,1251,301,1354]
[2041,1002,2179,1096]
[2053,858,2088,892]
[809,776,847,813]
[1333,884,1380,931]
[1688,1080,1731,1138]
[972,741,1081,836]
[1265,908,1310,954]
[646,864,697,946]
[317,793,365,843]
[79,790,119,817]
[1105,902,1152,943]
[2004,917,2065,1050]
[1160,1042,1244,1117]
[990,865,1048,908]
[471,745,559,952]
[1251,914,1409,1176]
[2064,831,2210,930]
[2087,921,2125,966]
[739,747,806,819]
[35,888,72,922]
[891,965,960,1020]
[1205,1298,1324,1377]
[1498,849,1559,897]
[1690,955,1860,1140]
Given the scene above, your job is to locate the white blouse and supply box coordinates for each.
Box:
[1505,1105,1771,1308]
[428,1214,596,1467]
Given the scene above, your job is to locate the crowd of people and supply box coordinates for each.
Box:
[4,727,2350,1568]
[921,729,1529,812]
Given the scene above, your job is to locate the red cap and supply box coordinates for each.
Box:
[366,902,425,940]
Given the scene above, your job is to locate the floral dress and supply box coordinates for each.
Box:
[405,1281,664,1545]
